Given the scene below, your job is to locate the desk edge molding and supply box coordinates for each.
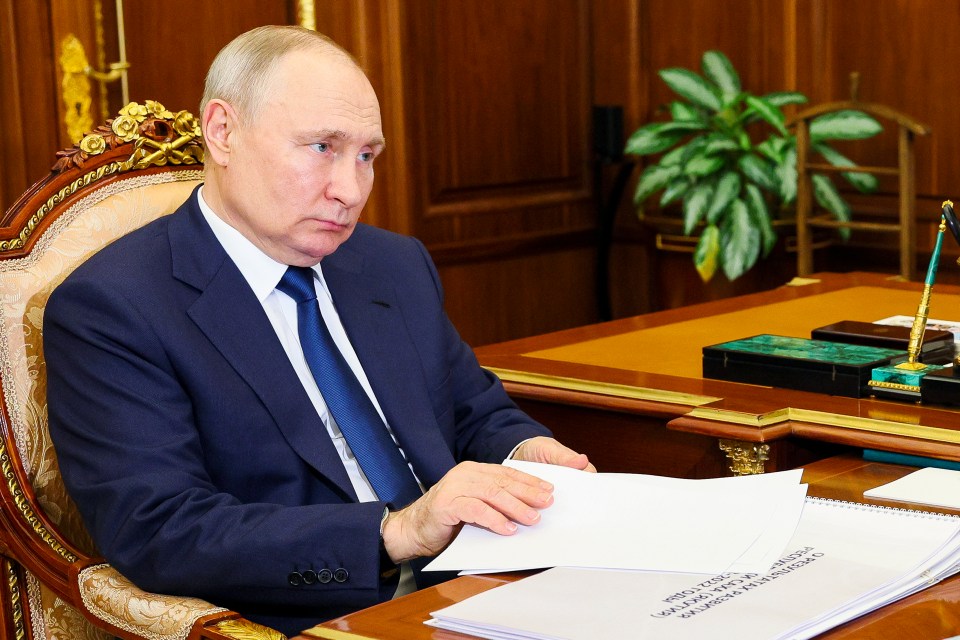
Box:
[687,406,960,445]
[487,368,722,407]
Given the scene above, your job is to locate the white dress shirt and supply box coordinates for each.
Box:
[196,187,423,502]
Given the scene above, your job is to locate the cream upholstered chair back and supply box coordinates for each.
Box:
[0,102,284,640]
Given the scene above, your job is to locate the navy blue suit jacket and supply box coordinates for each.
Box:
[45,188,551,634]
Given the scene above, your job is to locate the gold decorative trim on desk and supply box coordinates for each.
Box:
[487,368,722,407]
[301,627,378,640]
[689,405,960,445]
[490,365,960,447]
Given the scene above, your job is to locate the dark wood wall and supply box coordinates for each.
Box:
[3,0,960,347]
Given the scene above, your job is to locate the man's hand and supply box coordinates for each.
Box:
[512,436,596,473]
[381,461,554,563]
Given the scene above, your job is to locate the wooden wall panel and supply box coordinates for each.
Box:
[0,0,60,214]
[371,0,602,345]
[399,0,593,247]
[639,0,791,102]
[795,0,958,201]
[123,1,291,115]
[440,246,598,348]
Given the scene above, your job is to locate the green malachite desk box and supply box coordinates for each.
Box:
[703,334,908,398]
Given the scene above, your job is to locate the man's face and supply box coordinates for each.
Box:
[214,49,384,266]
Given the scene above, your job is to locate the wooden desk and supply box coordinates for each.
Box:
[296,454,960,640]
[473,272,960,477]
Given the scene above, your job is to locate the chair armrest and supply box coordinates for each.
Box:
[77,562,249,640]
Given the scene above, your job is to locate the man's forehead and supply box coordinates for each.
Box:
[263,50,383,137]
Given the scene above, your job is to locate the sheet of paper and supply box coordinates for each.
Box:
[425,462,806,575]
[726,483,808,573]
[428,497,960,640]
[864,467,960,510]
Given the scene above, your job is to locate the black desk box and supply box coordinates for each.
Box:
[703,334,907,398]
[811,320,954,365]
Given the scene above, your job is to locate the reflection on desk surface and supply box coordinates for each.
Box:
[525,287,957,379]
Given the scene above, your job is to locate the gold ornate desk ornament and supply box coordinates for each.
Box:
[920,201,960,405]
[868,201,955,400]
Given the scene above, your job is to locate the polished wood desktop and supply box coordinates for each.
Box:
[297,454,960,640]
[474,272,960,478]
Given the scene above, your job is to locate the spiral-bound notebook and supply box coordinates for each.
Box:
[428,497,960,640]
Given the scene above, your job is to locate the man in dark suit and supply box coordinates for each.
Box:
[45,25,593,636]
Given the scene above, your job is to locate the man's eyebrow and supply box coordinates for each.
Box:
[308,129,386,149]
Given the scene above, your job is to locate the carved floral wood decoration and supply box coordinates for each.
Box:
[53,100,204,173]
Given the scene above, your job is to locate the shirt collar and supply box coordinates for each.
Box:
[197,186,326,301]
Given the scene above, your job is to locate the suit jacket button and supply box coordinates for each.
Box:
[318,569,333,584]
[301,569,318,585]
[333,568,349,583]
[287,571,303,587]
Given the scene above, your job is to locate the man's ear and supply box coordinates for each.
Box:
[202,99,236,167]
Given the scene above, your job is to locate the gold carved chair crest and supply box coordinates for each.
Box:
[0,102,284,640]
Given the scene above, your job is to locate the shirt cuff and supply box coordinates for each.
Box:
[505,437,535,462]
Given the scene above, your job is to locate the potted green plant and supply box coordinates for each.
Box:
[626,50,883,282]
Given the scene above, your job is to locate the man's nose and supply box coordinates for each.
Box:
[326,156,366,208]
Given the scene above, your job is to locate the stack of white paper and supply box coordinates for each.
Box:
[426,461,808,576]
[428,493,960,640]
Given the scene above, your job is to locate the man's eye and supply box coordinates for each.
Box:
[358,152,375,162]
[310,143,329,153]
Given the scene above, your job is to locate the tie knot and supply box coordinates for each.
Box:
[277,266,318,303]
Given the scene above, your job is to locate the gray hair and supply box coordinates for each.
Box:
[200,25,357,123]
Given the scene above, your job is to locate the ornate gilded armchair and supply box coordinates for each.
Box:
[0,103,284,639]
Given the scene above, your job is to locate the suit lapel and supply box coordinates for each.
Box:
[167,193,357,500]
[322,241,456,486]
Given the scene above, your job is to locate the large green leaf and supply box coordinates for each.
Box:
[755,135,789,163]
[701,50,741,102]
[744,183,777,256]
[809,110,883,141]
[814,143,879,193]
[812,173,852,240]
[633,163,681,204]
[685,154,726,178]
[670,101,704,123]
[760,91,808,108]
[720,199,761,280]
[625,123,684,156]
[659,68,722,111]
[777,146,797,204]
[660,120,711,134]
[661,136,708,166]
[703,137,739,155]
[660,176,692,207]
[744,95,787,135]
[738,154,778,191]
[694,224,721,282]
[683,182,714,235]
[707,171,741,223]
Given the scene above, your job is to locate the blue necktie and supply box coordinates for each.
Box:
[278,266,422,509]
